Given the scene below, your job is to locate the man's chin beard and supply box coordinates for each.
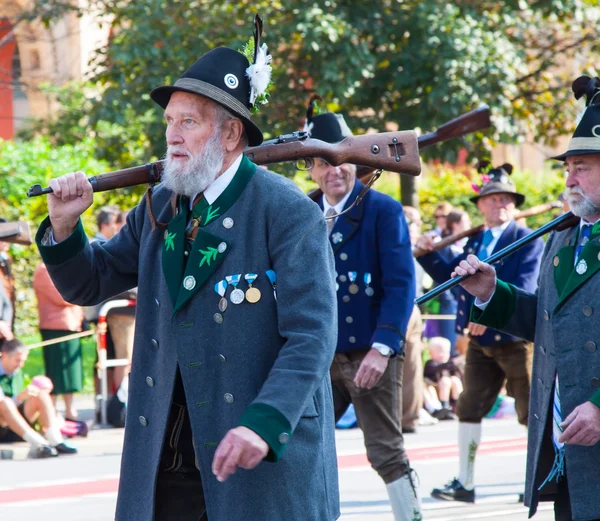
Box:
[161,133,225,197]
[567,192,600,219]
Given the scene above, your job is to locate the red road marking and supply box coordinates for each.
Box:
[0,437,527,505]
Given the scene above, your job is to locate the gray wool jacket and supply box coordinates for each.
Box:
[37,164,341,521]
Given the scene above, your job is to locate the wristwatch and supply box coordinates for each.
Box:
[372,344,393,357]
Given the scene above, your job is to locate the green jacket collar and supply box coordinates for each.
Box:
[162,156,257,314]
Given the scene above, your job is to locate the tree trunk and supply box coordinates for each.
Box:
[400,174,419,209]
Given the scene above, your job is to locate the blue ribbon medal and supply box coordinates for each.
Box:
[245,273,262,304]
[214,280,228,312]
[364,273,374,296]
[265,270,277,301]
[348,271,359,295]
[226,274,245,304]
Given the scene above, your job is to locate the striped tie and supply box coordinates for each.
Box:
[574,224,591,263]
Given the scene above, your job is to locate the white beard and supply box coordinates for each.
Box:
[161,130,225,197]
[566,186,600,218]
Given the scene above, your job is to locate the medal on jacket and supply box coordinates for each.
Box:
[245,273,262,303]
[214,280,228,312]
[576,259,588,275]
[364,273,374,296]
[348,271,359,294]
[226,274,245,304]
[266,269,277,301]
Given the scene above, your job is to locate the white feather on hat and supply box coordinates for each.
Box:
[246,43,272,106]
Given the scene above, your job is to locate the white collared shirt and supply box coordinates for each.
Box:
[321,189,353,223]
[189,153,243,208]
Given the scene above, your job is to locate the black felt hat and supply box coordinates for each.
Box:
[552,76,600,161]
[470,163,525,207]
[150,16,271,146]
[303,94,353,144]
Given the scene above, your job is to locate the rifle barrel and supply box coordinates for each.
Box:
[415,211,576,306]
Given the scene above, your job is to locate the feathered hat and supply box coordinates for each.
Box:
[150,15,272,146]
[302,94,353,144]
[552,76,600,161]
[470,162,525,207]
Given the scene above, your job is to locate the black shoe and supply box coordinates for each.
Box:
[432,407,458,421]
[431,478,475,503]
[28,445,59,459]
[54,442,78,455]
[518,493,524,503]
[402,426,417,434]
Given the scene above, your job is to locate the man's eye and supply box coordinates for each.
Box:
[184,119,195,125]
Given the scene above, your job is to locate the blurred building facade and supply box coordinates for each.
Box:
[0,1,109,139]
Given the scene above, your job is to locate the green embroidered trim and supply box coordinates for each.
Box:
[199,246,219,267]
[204,206,220,225]
[180,322,194,328]
[164,232,177,252]
[204,441,217,447]
[188,361,202,368]
[196,401,209,407]
[590,390,600,409]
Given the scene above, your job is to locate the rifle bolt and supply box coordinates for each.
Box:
[371,145,380,154]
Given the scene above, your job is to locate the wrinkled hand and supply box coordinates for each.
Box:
[559,402,600,446]
[452,254,497,303]
[415,234,435,253]
[354,349,390,389]
[48,171,94,242]
[0,321,13,341]
[212,426,269,482]
[468,322,488,336]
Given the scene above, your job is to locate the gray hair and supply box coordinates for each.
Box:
[212,103,249,148]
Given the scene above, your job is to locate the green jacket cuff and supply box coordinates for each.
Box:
[470,279,517,330]
[36,217,87,266]
[589,390,600,409]
[239,403,292,463]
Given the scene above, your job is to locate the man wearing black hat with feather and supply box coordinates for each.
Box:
[302,97,422,521]
[453,76,600,521]
[417,162,544,503]
[33,16,340,521]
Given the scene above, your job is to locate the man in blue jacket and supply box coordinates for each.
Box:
[416,165,544,502]
[304,102,420,521]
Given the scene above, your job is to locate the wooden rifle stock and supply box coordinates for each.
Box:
[309,105,492,202]
[0,221,32,246]
[415,210,580,306]
[413,201,563,258]
[26,130,420,198]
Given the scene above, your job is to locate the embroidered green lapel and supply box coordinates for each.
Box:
[555,232,600,310]
[167,156,257,314]
[161,209,188,308]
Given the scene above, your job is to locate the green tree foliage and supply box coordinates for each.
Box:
[0,137,144,336]
[19,0,600,168]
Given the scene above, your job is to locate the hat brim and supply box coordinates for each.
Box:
[150,83,263,146]
[470,189,525,207]
[550,148,600,161]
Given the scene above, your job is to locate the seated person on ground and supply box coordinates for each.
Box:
[0,339,77,458]
[423,337,463,420]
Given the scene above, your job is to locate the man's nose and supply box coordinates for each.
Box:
[166,127,184,146]
[565,171,577,188]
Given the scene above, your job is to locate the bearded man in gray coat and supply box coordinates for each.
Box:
[34,21,340,521]
[452,76,600,521]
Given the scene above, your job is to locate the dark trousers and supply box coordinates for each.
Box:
[457,338,532,425]
[155,372,207,521]
[554,475,600,521]
[331,351,409,484]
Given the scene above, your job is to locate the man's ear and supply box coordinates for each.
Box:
[222,119,245,152]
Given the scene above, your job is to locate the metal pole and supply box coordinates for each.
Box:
[416,211,576,306]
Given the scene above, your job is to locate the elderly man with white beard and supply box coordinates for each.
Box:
[33,24,341,521]
[454,76,600,521]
